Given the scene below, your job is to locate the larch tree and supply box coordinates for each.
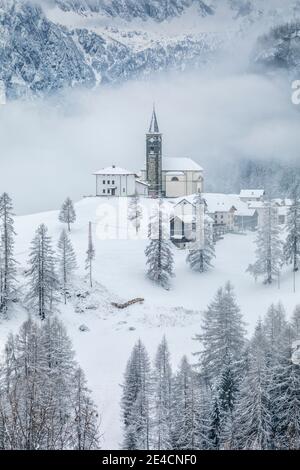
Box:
[145,199,174,289]
[186,193,215,273]
[0,317,100,450]
[72,367,100,450]
[0,192,17,314]
[57,229,77,304]
[121,339,151,450]
[26,224,59,320]
[194,282,246,388]
[172,356,204,450]
[247,203,284,284]
[128,193,143,235]
[152,336,173,450]
[284,183,300,272]
[233,321,273,450]
[85,222,95,288]
[59,197,76,232]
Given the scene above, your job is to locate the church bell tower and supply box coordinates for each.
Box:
[146,106,162,197]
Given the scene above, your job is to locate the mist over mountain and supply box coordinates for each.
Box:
[1,0,300,213]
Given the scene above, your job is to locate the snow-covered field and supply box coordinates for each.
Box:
[0,196,299,449]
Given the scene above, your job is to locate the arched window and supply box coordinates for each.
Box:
[171,177,179,182]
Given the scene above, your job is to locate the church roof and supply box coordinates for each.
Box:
[93,165,135,175]
[148,106,160,133]
[163,157,203,172]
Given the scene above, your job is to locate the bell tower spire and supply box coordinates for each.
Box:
[146,104,162,197]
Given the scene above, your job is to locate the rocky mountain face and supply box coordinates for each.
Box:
[55,0,214,21]
[0,0,300,99]
[0,0,227,98]
[253,22,300,77]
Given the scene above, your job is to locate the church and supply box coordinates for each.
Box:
[140,107,204,198]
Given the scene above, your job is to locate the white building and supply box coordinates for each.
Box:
[93,165,149,197]
[142,108,204,197]
[239,189,265,203]
[141,156,204,198]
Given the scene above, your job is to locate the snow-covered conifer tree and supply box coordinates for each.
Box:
[86,221,95,288]
[247,203,284,284]
[128,193,142,235]
[194,282,246,387]
[59,197,76,232]
[292,305,300,339]
[72,367,100,450]
[172,356,204,450]
[0,317,100,450]
[121,339,151,450]
[271,347,300,450]
[233,321,273,450]
[284,183,300,272]
[152,336,173,450]
[57,229,77,303]
[186,193,215,272]
[145,199,174,289]
[0,192,17,314]
[207,396,221,450]
[26,224,59,320]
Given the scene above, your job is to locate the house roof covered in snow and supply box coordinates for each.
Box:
[173,193,256,217]
[239,189,265,198]
[93,165,135,176]
[162,157,203,172]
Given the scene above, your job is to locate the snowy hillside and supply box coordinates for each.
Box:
[1,195,299,448]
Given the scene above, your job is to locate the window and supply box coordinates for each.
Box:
[103,180,105,184]
[112,180,115,185]
[171,177,179,182]
[103,189,106,194]
[123,188,125,193]
[107,189,110,194]
[108,180,110,185]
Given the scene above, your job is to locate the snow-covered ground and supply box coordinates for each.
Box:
[1,195,299,449]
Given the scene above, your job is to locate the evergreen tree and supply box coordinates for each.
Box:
[172,356,204,450]
[85,222,95,288]
[0,317,100,450]
[194,282,246,387]
[59,197,76,232]
[233,321,273,450]
[0,192,17,314]
[72,367,100,450]
[26,224,59,320]
[121,340,151,450]
[247,203,283,284]
[57,229,77,304]
[271,348,300,450]
[263,302,290,363]
[291,305,300,339]
[186,193,215,272]
[128,193,142,235]
[153,336,173,450]
[145,200,174,289]
[207,396,221,450]
[284,183,300,272]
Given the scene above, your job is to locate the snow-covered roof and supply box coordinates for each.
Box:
[135,179,150,186]
[162,157,203,172]
[172,193,255,217]
[166,171,185,176]
[93,166,135,175]
[239,189,265,198]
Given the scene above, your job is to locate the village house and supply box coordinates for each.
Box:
[239,189,265,203]
[93,165,149,197]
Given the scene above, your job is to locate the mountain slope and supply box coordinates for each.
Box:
[54,0,214,21]
[0,0,225,98]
